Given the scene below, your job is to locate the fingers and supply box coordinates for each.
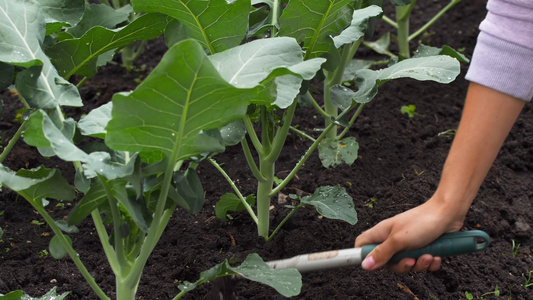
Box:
[387,255,443,273]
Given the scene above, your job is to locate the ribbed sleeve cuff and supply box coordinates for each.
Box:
[465,32,533,102]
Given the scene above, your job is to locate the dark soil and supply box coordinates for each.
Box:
[1,1,532,299]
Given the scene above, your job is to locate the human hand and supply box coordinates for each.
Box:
[354,199,464,273]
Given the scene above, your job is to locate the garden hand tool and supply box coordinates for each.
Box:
[266,230,489,273]
[208,230,489,300]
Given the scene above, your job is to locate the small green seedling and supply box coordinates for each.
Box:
[31,220,45,226]
[465,291,474,300]
[480,285,500,299]
[523,270,533,288]
[365,197,377,208]
[38,249,49,257]
[512,239,521,257]
[438,128,457,138]
[401,104,419,118]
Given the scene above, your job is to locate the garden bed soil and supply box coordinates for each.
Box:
[1,1,532,299]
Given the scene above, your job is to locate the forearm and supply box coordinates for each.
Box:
[432,82,525,219]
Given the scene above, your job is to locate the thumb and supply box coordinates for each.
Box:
[361,239,403,271]
[355,223,400,271]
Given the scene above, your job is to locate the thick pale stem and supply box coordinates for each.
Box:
[396,1,416,58]
[116,278,137,300]
[256,161,275,238]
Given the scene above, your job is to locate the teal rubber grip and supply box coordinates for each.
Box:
[360,230,490,264]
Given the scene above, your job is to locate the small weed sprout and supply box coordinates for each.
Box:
[38,249,49,257]
[512,239,521,257]
[465,291,474,300]
[523,270,533,288]
[438,128,457,138]
[480,285,500,299]
[401,104,420,118]
[365,197,377,208]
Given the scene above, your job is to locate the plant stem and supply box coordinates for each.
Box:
[270,0,281,37]
[307,91,328,118]
[323,40,362,139]
[25,197,109,300]
[241,138,266,181]
[396,1,416,58]
[91,210,120,274]
[207,158,258,224]
[99,176,132,277]
[337,103,365,140]
[266,203,304,242]
[289,126,316,143]
[256,159,274,239]
[0,120,28,163]
[408,0,462,42]
[243,115,264,156]
[270,121,336,196]
[381,15,398,28]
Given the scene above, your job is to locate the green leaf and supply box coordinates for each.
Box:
[413,44,469,63]
[38,0,85,32]
[48,13,170,78]
[66,3,132,38]
[335,55,460,105]
[68,180,107,226]
[105,39,261,162]
[21,287,70,300]
[113,181,152,232]
[0,62,14,90]
[0,165,75,205]
[228,253,302,297]
[0,0,82,109]
[83,151,137,180]
[301,185,357,225]
[278,0,353,70]
[24,110,88,161]
[332,5,382,48]
[183,253,302,297]
[341,59,376,82]
[220,120,246,146]
[54,220,79,233]
[376,55,460,84]
[172,167,205,214]
[49,234,72,259]
[400,104,416,118]
[363,32,393,56]
[209,37,325,108]
[215,193,256,221]
[0,226,3,240]
[132,0,250,54]
[0,290,24,299]
[78,102,112,139]
[318,137,359,168]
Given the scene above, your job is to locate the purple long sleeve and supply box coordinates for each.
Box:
[465,0,533,101]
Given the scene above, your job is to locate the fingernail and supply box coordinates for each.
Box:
[362,255,376,270]
[423,258,431,267]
